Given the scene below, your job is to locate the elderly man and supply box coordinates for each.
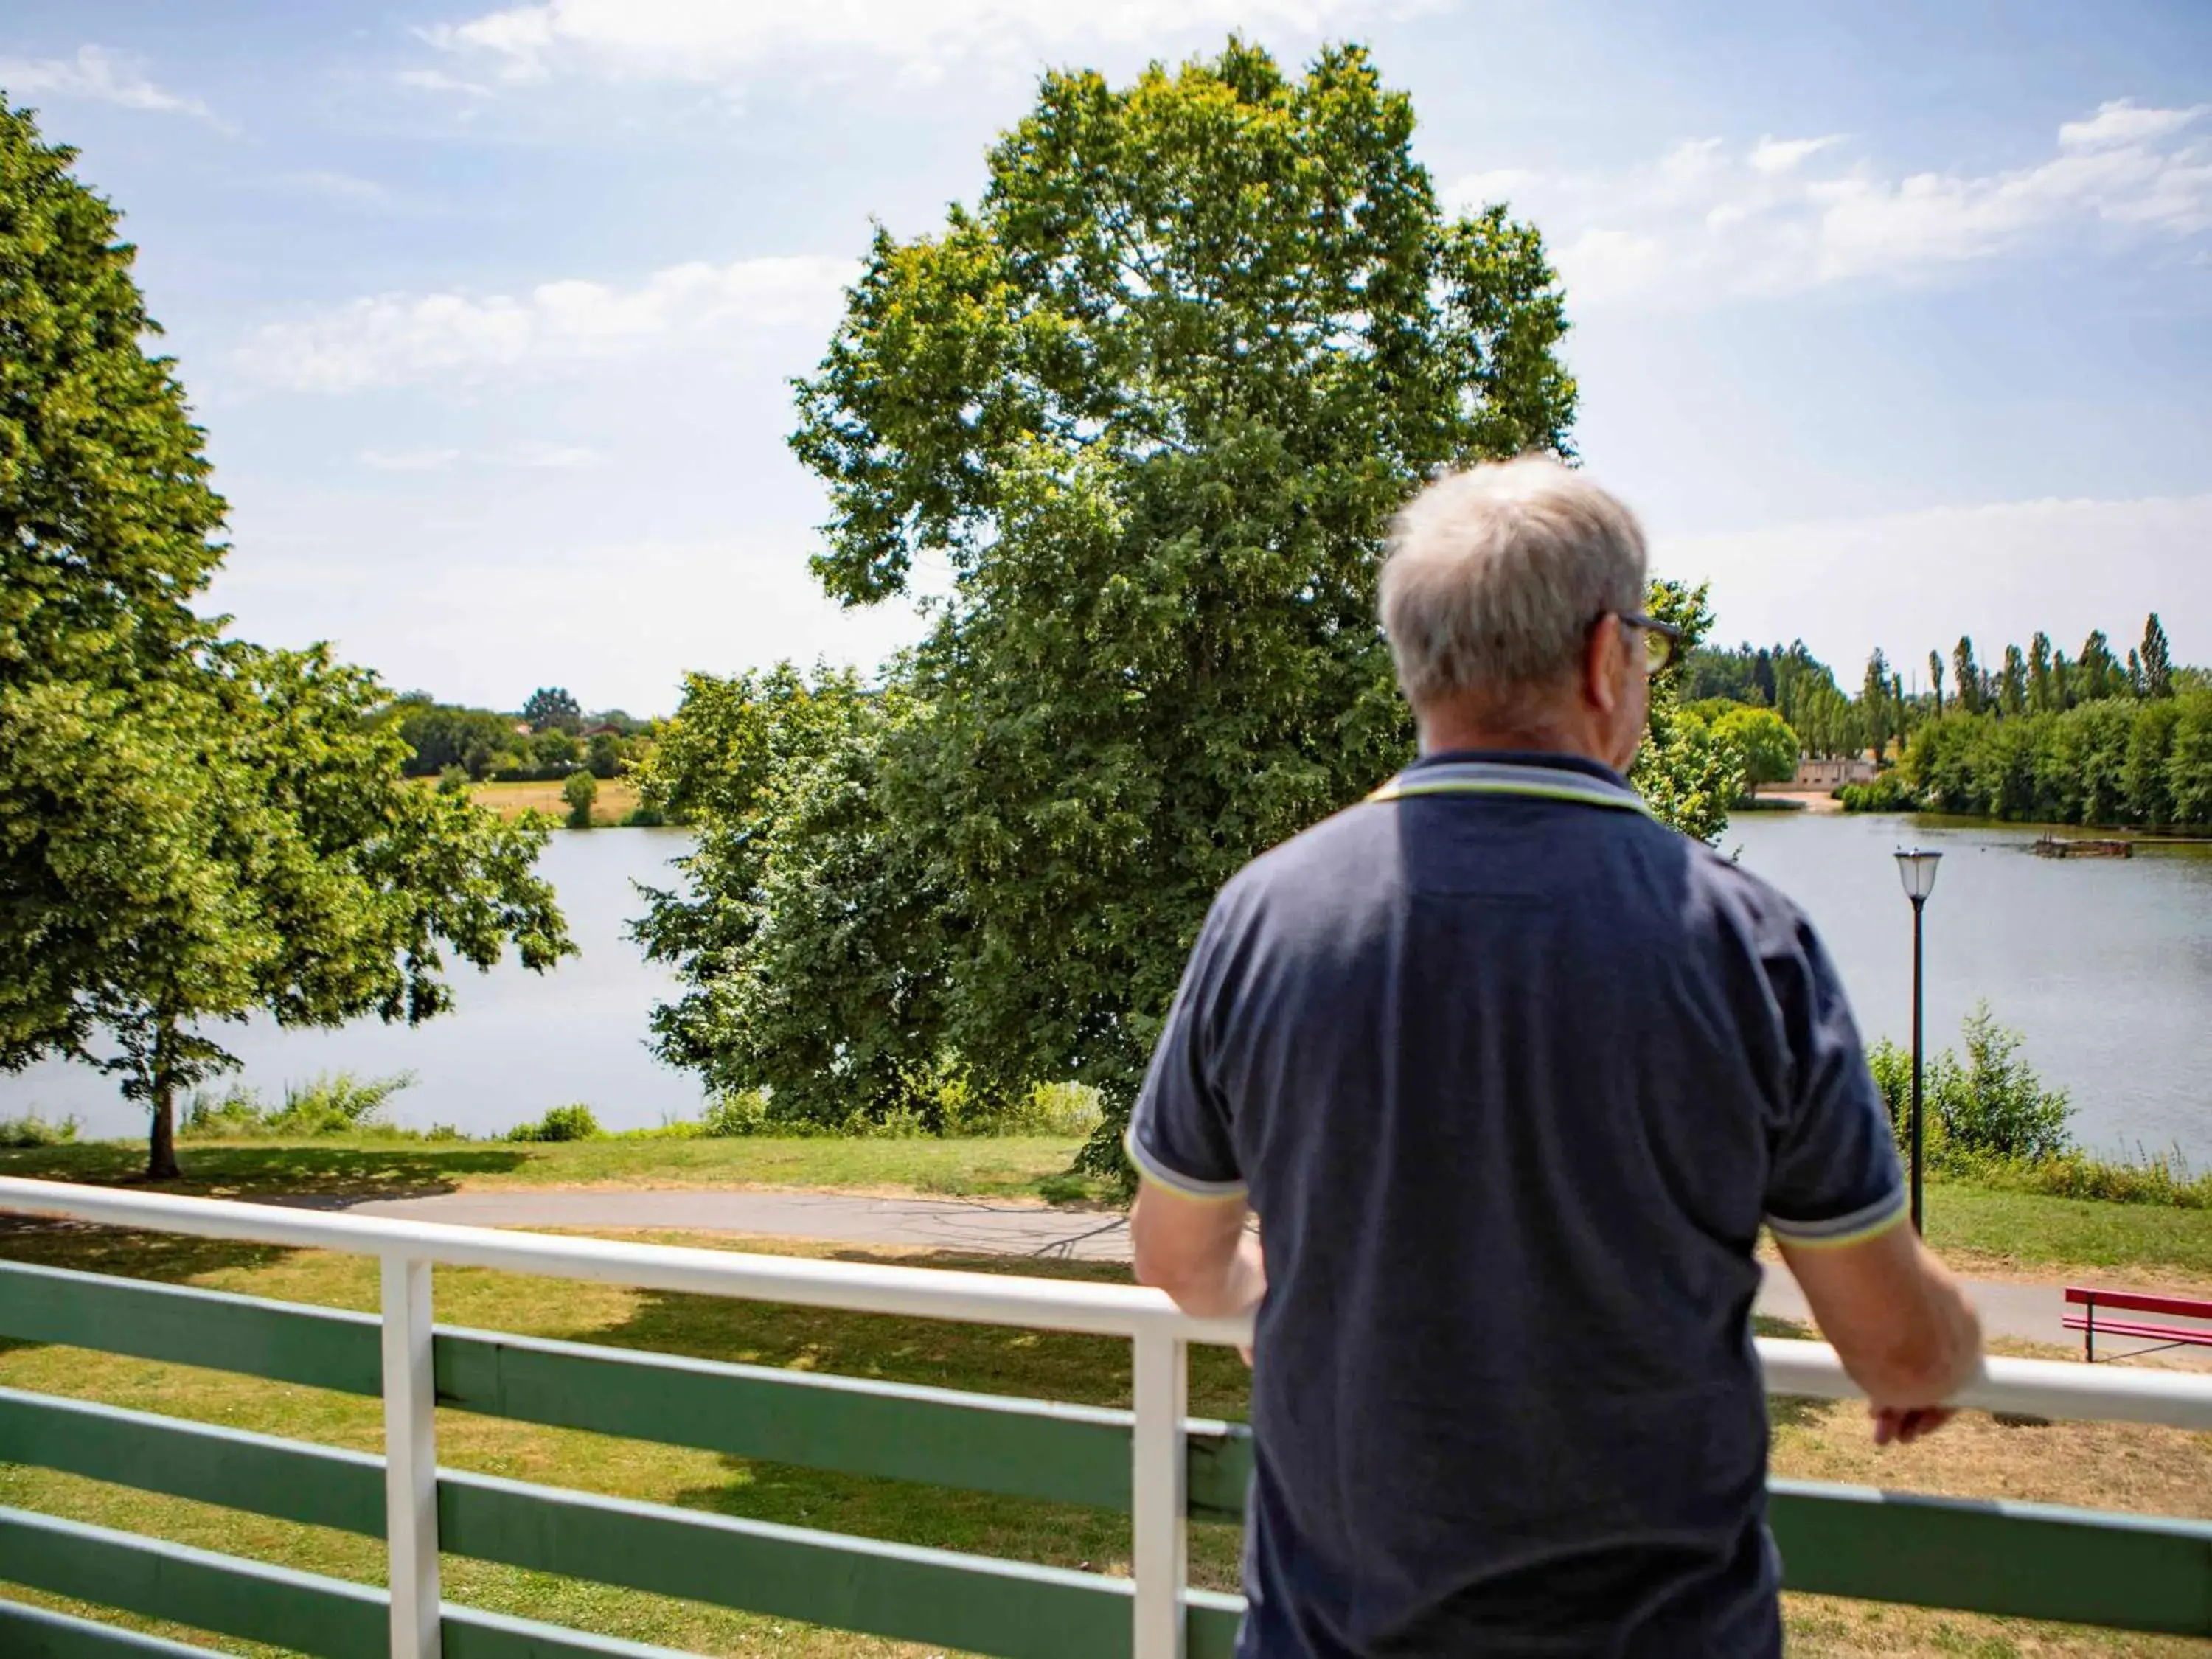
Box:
[1127,459,1983,1658]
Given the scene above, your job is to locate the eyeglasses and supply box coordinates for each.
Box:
[1613,611,1682,678]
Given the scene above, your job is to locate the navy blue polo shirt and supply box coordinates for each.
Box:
[1128,751,1905,1658]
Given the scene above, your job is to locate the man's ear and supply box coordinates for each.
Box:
[1584,616,1624,715]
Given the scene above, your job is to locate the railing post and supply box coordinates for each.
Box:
[381,1253,441,1658]
[1131,1326,1189,1659]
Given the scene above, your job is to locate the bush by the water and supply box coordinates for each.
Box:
[1838,772,1921,813]
[1865,1004,2210,1206]
[0,1113,78,1149]
[1867,1003,2074,1166]
[507,1103,602,1142]
[183,1072,420,1138]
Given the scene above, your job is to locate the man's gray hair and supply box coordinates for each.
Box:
[1378,457,1649,712]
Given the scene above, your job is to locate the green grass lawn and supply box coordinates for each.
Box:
[1,1224,2206,1658]
[10,1137,2212,1290]
[0,1133,1107,1205]
[1921,1180,2212,1292]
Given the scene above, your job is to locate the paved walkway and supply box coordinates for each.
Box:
[299,1186,2205,1366]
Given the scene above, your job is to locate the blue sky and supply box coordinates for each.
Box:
[4,0,2208,714]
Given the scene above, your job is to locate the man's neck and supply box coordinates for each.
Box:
[1416,716,1612,770]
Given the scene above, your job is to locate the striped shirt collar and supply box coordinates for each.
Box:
[1370,751,1652,816]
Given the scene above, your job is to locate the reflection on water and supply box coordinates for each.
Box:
[9,814,2209,1163]
[1,830,706,1141]
[1724,811,2212,1164]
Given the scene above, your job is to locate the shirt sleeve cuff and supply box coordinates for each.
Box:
[1124,1126,1247,1202]
[1766,1187,1909,1249]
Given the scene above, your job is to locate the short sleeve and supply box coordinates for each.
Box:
[1125,903,1245,1200]
[1761,911,1908,1248]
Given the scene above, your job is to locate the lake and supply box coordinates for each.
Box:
[8,813,2210,1163]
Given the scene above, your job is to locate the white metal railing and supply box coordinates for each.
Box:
[2,1175,2210,1659]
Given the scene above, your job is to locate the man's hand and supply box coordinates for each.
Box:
[1776,1219,1983,1443]
[1871,1405,1955,1446]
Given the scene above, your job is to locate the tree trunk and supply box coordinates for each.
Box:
[146,1020,181,1182]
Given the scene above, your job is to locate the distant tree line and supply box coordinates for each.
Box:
[1863,616,2209,828]
[387,686,654,783]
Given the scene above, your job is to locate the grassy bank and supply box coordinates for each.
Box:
[0,1225,2205,1658]
[0,1133,1106,1205]
[462,776,644,827]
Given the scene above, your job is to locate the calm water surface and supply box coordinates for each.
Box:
[1725,811,2212,1164]
[3,829,706,1141]
[10,815,2210,1162]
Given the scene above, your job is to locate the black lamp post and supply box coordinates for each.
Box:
[1893,849,1943,1233]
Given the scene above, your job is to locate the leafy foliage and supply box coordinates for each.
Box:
[1867,1004,2075,1169]
[522,686,582,734]
[639,44,1771,1175]
[0,1113,77,1149]
[1710,704,1801,796]
[1903,690,2212,827]
[562,769,597,827]
[0,102,575,1176]
[182,1070,417,1138]
[507,1103,602,1142]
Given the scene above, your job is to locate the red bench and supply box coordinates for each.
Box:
[2063,1286,2212,1363]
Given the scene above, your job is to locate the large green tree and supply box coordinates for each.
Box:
[0,100,573,1175]
[642,42,1730,1175]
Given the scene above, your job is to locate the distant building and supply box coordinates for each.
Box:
[1793,754,1878,788]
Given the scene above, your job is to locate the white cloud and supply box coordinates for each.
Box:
[359,447,462,470]
[237,254,855,392]
[358,442,603,469]
[1655,493,2212,675]
[0,44,228,128]
[398,66,495,98]
[1456,100,2212,306]
[1749,134,1844,175]
[2059,98,2207,152]
[503,442,602,468]
[275,170,394,205]
[419,0,1420,86]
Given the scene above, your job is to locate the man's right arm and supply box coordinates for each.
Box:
[1777,1222,1983,1433]
[1752,893,1983,1439]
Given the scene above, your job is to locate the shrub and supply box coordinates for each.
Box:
[622,804,667,827]
[698,1090,770,1138]
[1839,772,1921,813]
[507,1103,602,1142]
[436,765,470,796]
[0,1112,79,1149]
[1868,1003,2073,1167]
[562,770,598,829]
[184,1071,419,1138]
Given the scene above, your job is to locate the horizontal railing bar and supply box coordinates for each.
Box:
[437,1321,1134,1509]
[6,1186,2208,1436]
[1756,1336,2212,1431]
[0,1259,380,1394]
[9,1397,2212,1644]
[0,1178,1250,1346]
[0,1508,769,1659]
[437,1467,1134,1659]
[1771,1478,2212,1635]
[0,1505,388,1659]
[0,1387,386,1535]
[0,1598,227,1658]
[0,1260,1251,1517]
